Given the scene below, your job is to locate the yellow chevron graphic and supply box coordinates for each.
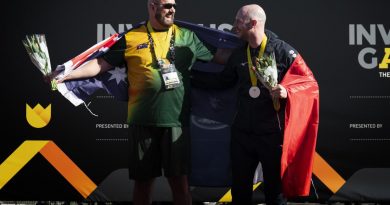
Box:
[0,140,97,198]
[0,141,48,189]
[219,182,262,202]
[26,104,51,128]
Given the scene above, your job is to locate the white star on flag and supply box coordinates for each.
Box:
[108,67,127,85]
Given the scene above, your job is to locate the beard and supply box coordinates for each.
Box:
[155,9,174,28]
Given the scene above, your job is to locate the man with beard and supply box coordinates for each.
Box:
[191,4,319,205]
[49,0,229,204]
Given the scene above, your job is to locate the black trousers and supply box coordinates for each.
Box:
[230,127,287,205]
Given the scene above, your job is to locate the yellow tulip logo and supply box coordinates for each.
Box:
[26,103,51,128]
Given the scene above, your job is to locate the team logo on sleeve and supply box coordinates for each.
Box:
[289,50,297,58]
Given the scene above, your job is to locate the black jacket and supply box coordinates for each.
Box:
[191,30,298,136]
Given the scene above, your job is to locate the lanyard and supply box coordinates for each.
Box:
[246,35,268,86]
[146,21,174,63]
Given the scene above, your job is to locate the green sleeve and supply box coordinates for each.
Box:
[190,32,214,62]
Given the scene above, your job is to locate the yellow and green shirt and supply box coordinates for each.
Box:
[102,23,213,127]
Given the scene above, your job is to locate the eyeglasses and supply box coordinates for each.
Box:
[154,3,177,9]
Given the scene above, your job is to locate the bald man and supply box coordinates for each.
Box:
[230,5,288,205]
[192,4,319,205]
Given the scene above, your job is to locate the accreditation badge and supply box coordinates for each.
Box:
[159,62,181,89]
[249,86,261,98]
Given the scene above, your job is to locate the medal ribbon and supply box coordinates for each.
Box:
[246,35,267,86]
[146,21,174,63]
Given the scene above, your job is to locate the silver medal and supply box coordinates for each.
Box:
[249,86,261,98]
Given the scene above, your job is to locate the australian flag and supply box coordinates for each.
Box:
[55,32,128,106]
[55,20,242,108]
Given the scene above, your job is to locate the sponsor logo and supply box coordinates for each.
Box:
[349,24,390,78]
[95,123,129,128]
[191,115,228,130]
[26,103,51,128]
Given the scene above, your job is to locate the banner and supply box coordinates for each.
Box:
[1,0,390,202]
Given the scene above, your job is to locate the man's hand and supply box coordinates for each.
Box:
[271,84,287,99]
[43,69,62,83]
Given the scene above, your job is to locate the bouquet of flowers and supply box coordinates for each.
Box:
[22,34,57,90]
[252,52,280,111]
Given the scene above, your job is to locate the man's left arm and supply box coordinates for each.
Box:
[191,32,233,65]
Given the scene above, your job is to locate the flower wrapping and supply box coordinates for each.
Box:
[252,52,280,111]
[22,34,57,90]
